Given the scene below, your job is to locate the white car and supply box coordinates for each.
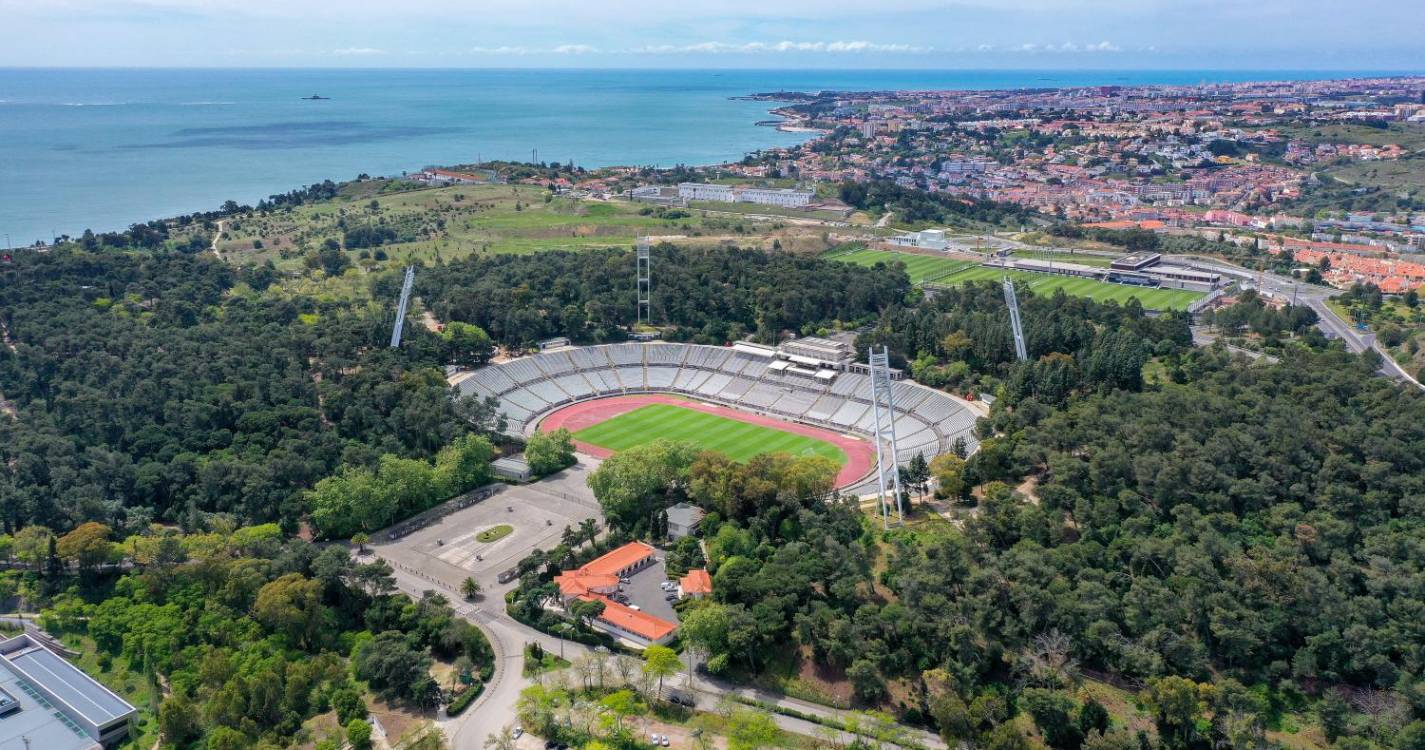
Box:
[512,727,523,739]
[661,737,670,747]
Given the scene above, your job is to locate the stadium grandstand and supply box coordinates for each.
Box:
[454,342,980,483]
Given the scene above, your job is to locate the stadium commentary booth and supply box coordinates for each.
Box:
[455,341,980,490]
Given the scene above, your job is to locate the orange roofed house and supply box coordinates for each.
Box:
[679,569,713,599]
[553,541,678,648]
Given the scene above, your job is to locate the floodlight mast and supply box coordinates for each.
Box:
[868,347,905,527]
[390,265,415,348]
[1003,276,1028,362]
[637,237,651,327]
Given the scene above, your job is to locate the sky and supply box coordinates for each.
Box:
[1,0,1423,70]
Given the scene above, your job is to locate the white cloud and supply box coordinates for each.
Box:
[1010,40,1121,53]
[468,45,532,55]
[631,40,931,54]
[552,44,598,54]
[331,46,384,56]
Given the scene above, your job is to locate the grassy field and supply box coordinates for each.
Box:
[573,403,847,465]
[937,265,1204,311]
[829,247,975,283]
[687,200,853,222]
[1269,122,1425,150]
[1319,157,1425,202]
[825,246,1200,310]
[214,182,835,276]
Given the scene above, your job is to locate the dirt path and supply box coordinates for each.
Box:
[209,220,226,261]
[536,393,877,488]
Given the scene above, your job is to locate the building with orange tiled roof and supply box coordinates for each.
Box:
[554,541,657,599]
[554,541,677,647]
[578,595,678,646]
[678,569,712,599]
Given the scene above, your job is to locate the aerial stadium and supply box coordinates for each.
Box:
[453,338,981,492]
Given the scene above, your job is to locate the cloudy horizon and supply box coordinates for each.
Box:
[2,0,1422,69]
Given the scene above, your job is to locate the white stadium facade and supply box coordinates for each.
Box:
[455,342,980,490]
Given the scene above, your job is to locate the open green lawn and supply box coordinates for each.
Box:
[829,247,975,283]
[574,403,847,464]
[937,266,1204,311]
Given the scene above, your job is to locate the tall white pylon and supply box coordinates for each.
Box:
[1003,276,1028,362]
[868,346,905,527]
[636,238,651,327]
[390,265,415,348]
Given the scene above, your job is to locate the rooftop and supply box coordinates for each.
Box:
[554,541,657,597]
[0,633,136,750]
[665,503,705,527]
[6,647,131,728]
[582,595,678,642]
[680,569,713,595]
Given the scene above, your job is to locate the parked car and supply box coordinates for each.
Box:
[664,593,678,601]
[512,727,523,738]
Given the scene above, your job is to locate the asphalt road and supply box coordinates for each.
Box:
[369,477,946,750]
[1166,254,1423,388]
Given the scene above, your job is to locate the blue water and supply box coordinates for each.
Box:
[0,68,1411,245]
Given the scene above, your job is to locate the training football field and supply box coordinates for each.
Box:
[939,265,1203,311]
[827,247,1201,310]
[572,403,848,464]
[831,247,975,284]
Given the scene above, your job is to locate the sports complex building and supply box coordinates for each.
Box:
[455,340,980,490]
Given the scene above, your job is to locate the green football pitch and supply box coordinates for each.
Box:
[937,265,1203,311]
[573,403,847,464]
[826,247,1202,311]
[831,247,975,284]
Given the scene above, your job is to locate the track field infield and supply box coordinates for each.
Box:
[538,394,874,487]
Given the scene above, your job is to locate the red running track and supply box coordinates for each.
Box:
[537,394,876,488]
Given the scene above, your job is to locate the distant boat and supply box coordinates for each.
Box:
[302,94,330,100]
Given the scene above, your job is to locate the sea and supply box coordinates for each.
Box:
[0,67,1413,245]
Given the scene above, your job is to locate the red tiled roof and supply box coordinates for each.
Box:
[680,569,712,595]
[554,542,656,598]
[554,571,618,597]
[583,541,656,576]
[580,594,677,642]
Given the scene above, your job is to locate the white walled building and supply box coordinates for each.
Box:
[677,183,735,202]
[676,182,815,208]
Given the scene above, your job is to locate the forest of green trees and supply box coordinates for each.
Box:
[11,214,1425,750]
[0,250,496,534]
[3,521,493,750]
[417,244,910,347]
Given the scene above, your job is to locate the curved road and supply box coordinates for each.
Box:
[1166,254,1423,388]
[377,559,944,750]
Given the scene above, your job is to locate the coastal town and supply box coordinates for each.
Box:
[624,76,1425,293]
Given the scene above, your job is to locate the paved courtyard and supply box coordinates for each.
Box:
[372,461,603,596]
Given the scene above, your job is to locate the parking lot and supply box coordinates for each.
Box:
[372,462,603,595]
[614,554,680,625]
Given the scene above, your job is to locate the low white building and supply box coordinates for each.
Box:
[888,228,951,251]
[677,183,735,202]
[676,182,815,208]
[738,186,815,208]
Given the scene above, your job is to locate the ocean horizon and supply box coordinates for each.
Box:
[1,67,1418,245]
